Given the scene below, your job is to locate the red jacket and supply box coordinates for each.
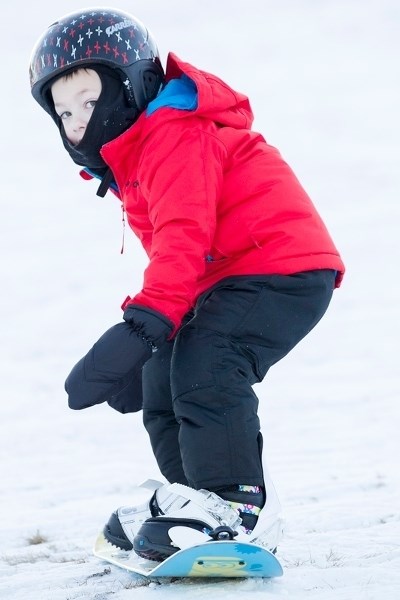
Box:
[95,53,344,330]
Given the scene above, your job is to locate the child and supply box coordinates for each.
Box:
[29,7,345,561]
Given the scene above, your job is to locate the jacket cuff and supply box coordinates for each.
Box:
[123,304,174,347]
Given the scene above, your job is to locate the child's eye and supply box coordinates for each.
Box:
[86,100,97,109]
[59,111,71,120]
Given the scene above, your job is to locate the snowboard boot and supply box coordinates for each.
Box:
[132,483,243,561]
[102,479,191,551]
[133,476,284,561]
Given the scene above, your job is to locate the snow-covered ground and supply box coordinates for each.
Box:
[1,1,399,598]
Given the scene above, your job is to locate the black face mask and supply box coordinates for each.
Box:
[51,67,139,171]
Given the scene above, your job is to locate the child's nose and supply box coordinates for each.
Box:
[73,115,88,131]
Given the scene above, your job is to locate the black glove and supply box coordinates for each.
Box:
[65,305,173,414]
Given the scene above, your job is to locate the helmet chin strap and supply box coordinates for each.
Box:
[96,168,115,198]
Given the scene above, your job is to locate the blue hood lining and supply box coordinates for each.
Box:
[146,74,198,116]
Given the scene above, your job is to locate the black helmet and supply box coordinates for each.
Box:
[29,8,165,183]
[29,7,164,115]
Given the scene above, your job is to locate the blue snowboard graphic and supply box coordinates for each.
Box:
[94,532,283,579]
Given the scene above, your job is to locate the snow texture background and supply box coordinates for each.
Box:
[0,1,399,598]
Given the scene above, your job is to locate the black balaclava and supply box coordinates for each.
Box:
[48,66,139,173]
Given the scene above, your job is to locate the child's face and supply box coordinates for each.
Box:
[51,69,102,145]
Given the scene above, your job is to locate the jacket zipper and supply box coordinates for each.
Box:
[120,202,126,254]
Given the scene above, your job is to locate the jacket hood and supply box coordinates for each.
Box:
[162,52,254,130]
[96,53,255,191]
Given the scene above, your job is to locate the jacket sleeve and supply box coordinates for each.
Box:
[128,120,226,331]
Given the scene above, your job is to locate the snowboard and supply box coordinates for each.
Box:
[94,531,283,579]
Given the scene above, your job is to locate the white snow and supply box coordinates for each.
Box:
[1,0,399,598]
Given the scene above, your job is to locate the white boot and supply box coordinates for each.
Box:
[167,467,283,553]
[167,468,284,554]
[132,470,283,561]
[133,483,243,560]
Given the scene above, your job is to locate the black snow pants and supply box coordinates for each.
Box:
[142,270,335,491]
